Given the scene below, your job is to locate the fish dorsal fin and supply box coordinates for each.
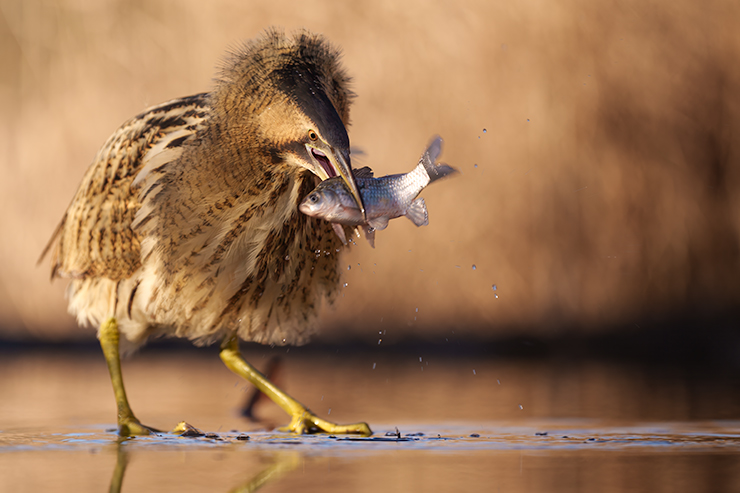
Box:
[363,226,376,248]
[331,223,348,245]
[405,197,429,227]
[353,166,374,179]
[368,216,389,231]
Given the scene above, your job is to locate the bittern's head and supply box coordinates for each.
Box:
[211,28,364,217]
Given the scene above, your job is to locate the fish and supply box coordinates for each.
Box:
[299,136,457,248]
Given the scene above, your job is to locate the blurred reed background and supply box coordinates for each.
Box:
[1,0,739,359]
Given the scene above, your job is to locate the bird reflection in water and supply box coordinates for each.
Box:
[108,440,300,493]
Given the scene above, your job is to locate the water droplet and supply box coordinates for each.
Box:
[527,118,530,122]
[473,369,476,375]
[343,282,348,288]
[472,265,477,270]
[474,164,478,168]
[495,294,499,299]
[284,255,290,261]
[372,363,376,370]
[328,408,331,415]
[519,404,524,410]
[415,307,419,312]
[483,128,487,133]
[378,339,382,345]
[321,395,324,401]
[492,284,497,291]
[347,265,351,270]
[497,379,501,385]
[282,338,286,343]
[419,357,422,362]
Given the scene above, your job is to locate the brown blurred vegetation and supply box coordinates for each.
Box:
[1,0,739,344]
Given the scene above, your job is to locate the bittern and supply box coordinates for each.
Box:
[41,29,371,436]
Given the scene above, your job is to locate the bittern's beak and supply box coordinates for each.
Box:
[306,142,366,220]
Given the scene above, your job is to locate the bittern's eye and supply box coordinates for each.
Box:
[308,130,318,141]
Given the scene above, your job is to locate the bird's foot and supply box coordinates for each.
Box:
[117,416,160,436]
[279,409,372,436]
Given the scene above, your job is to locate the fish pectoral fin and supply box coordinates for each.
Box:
[367,216,389,231]
[405,198,429,227]
[363,226,376,249]
[331,223,348,245]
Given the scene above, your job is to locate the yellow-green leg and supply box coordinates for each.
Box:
[219,335,372,436]
[99,317,157,436]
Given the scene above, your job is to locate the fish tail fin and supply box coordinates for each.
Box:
[405,197,429,227]
[420,136,458,183]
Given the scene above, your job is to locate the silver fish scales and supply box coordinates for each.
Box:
[299,136,457,247]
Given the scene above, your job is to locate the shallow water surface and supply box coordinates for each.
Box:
[1,347,739,492]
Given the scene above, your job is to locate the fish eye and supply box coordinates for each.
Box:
[308,130,318,141]
[309,193,319,203]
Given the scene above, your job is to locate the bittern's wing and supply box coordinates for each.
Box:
[42,94,210,281]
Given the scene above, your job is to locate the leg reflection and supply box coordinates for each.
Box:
[109,439,130,493]
[228,452,301,493]
[108,438,300,493]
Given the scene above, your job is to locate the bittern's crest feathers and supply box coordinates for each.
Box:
[214,28,354,129]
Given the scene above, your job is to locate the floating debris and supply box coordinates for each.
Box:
[173,421,205,437]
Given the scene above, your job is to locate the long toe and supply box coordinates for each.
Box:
[280,410,372,436]
[118,418,160,436]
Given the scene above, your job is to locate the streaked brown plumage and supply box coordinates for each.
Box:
[42,28,370,436]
